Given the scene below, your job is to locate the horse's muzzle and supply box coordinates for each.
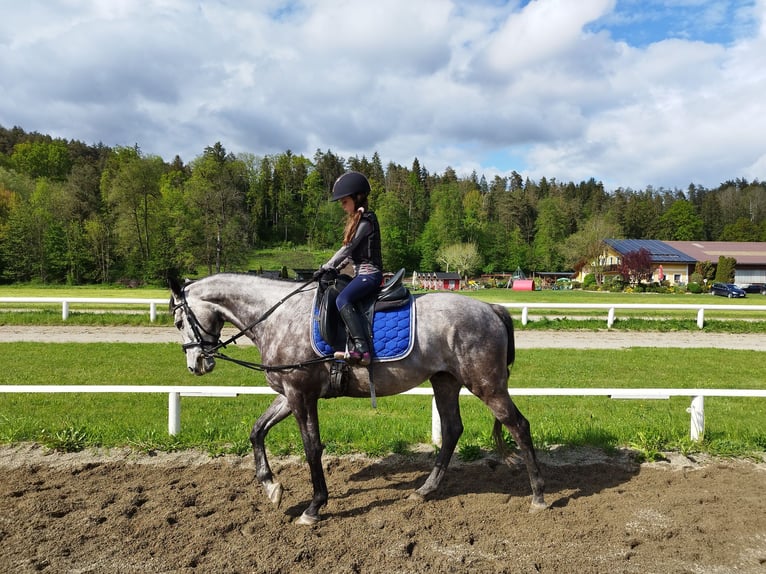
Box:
[190,355,216,375]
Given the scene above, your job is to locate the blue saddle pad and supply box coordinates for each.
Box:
[311,296,416,363]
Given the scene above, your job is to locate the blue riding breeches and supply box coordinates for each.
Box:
[336,272,383,311]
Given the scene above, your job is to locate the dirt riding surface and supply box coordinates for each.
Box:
[1,444,765,574]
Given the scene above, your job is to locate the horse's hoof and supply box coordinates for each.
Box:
[408,490,426,502]
[529,499,549,513]
[295,512,320,526]
[264,481,283,507]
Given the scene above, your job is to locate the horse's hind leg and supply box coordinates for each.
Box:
[250,394,292,507]
[484,392,546,511]
[412,374,463,500]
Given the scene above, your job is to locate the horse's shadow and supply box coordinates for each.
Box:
[282,446,642,521]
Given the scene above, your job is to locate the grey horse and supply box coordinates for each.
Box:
[169,273,546,525]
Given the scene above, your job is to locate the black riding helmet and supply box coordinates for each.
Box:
[331,171,371,201]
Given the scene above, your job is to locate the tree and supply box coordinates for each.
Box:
[617,248,653,285]
[436,243,481,278]
[101,147,166,279]
[184,143,249,274]
[417,182,464,270]
[563,215,621,285]
[657,200,703,240]
[11,140,72,181]
[377,190,417,272]
[83,216,113,283]
[713,256,736,283]
[720,217,761,241]
[532,195,575,271]
[693,260,716,288]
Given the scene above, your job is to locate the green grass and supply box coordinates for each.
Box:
[3,279,766,327]
[1,342,764,458]
[0,284,169,298]
[1,276,764,459]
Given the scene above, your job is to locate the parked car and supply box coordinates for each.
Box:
[710,282,747,298]
[742,283,766,295]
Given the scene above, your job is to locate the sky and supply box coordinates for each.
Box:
[1,0,764,191]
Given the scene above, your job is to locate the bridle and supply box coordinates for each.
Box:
[171,279,334,372]
[170,288,223,354]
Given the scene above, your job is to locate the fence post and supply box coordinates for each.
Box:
[607,307,615,328]
[168,392,181,435]
[688,395,704,441]
[150,302,157,322]
[696,308,705,329]
[62,301,69,321]
[521,306,529,326]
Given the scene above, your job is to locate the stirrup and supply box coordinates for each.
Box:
[333,349,371,366]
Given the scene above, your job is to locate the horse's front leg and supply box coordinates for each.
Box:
[412,375,463,500]
[250,394,292,507]
[287,391,327,526]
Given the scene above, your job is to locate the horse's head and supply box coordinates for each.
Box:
[169,277,221,375]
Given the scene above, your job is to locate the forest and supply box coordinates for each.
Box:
[0,124,764,285]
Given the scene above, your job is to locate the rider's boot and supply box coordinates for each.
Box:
[336,305,371,366]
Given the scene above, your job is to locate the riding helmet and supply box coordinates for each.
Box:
[331,171,371,201]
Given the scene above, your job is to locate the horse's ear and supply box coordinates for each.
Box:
[168,275,183,298]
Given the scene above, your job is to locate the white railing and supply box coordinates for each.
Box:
[1,298,764,445]
[2,384,764,443]
[2,297,765,327]
[0,297,168,321]
[502,302,766,328]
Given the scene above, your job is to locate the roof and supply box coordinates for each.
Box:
[664,241,766,266]
[605,239,697,264]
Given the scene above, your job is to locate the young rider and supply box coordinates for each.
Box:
[314,171,383,365]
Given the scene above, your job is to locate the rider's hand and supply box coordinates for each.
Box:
[312,268,327,281]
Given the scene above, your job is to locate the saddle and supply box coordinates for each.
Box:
[315,268,410,354]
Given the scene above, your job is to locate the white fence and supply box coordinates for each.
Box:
[2,384,765,443]
[1,297,764,445]
[2,297,766,327]
[0,297,168,321]
[501,302,766,328]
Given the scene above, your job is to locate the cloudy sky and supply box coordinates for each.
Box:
[1,0,764,190]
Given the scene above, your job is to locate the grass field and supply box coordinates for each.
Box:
[2,281,766,330]
[1,342,764,460]
[2,273,765,459]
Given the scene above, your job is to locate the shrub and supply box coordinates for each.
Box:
[687,282,703,294]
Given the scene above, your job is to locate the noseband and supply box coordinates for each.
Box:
[171,289,222,354]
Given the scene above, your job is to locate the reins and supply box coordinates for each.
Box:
[176,278,335,372]
[211,278,316,352]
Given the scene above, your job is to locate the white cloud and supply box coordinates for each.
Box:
[0,0,763,190]
[478,0,616,74]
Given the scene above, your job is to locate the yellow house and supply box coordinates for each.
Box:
[578,239,697,285]
[579,240,766,286]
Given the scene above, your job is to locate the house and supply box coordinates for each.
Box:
[579,239,766,286]
[599,239,696,284]
[414,271,462,290]
[665,241,766,285]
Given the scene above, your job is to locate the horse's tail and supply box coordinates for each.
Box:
[490,304,515,367]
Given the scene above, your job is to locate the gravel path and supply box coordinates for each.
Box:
[1,325,764,350]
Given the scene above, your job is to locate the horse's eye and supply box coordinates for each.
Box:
[175,319,183,329]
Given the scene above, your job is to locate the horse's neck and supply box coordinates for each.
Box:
[196,274,307,329]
